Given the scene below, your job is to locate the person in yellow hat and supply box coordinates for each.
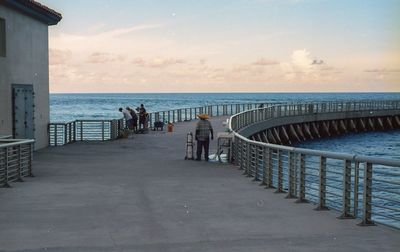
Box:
[195,114,214,161]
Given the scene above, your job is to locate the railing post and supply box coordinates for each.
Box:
[73,121,76,142]
[354,161,360,218]
[29,143,34,177]
[260,146,267,185]
[359,162,376,226]
[339,160,354,219]
[245,144,252,177]
[64,124,67,145]
[239,140,244,170]
[286,152,297,198]
[315,156,328,210]
[0,148,5,187]
[101,121,105,141]
[232,136,238,165]
[275,150,284,193]
[296,153,307,203]
[110,120,115,140]
[68,123,72,144]
[80,121,83,141]
[3,147,10,188]
[48,124,51,146]
[54,125,58,147]
[253,145,260,181]
[16,145,23,182]
[148,114,152,129]
[262,148,274,188]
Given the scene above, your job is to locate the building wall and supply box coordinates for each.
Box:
[0,4,50,149]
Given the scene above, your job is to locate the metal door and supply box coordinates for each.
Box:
[12,84,34,139]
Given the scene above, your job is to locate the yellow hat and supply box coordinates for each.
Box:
[197,113,209,119]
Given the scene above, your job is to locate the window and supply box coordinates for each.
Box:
[0,18,5,57]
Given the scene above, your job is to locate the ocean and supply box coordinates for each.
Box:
[50,92,400,122]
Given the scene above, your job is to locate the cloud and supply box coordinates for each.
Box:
[364,68,400,73]
[311,59,324,65]
[49,49,72,65]
[87,52,126,64]
[96,24,165,38]
[252,58,279,66]
[132,58,187,68]
[49,23,171,56]
[279,49,339,82]
[291,49,313,68]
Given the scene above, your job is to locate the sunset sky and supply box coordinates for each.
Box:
[41,0,400,93]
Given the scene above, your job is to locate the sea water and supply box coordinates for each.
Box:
[50,92,400,122]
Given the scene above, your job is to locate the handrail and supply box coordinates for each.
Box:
[228,100,400,228]
[0,139,35,148]
[0,138,35,188]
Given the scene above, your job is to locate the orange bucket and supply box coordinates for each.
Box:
[167,123,174,132]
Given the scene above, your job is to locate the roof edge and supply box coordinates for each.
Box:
[1,0,62,25]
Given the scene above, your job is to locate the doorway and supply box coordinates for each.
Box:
[12,84,34,139]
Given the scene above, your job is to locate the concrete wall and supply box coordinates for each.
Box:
[0,4,49,149]
[239,109,400,138]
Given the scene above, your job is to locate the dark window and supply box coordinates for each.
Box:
[0,18,5,57]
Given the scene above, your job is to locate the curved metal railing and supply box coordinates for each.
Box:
[48,102,278,146]
[228,100,400,228]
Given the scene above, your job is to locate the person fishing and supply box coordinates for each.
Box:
[126,107,138,132]
[119,107,132,129]
[195,114,214,161]
[138,104,147,130]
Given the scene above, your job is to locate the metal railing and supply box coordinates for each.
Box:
[147,103,274,126]
[49,119,124,146]
[229,100,400,228]
[0,139,35,188]
[49,103,277,146]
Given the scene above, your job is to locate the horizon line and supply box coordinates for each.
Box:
[49,91,400,94]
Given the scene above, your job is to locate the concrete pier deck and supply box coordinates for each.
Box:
[0,117,399,252]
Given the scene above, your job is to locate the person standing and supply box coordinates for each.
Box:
[126,107,138,132]
[195,114,214,161]
[119,107,132,129]
[138,104,147,130]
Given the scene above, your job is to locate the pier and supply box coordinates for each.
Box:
[1,101,400,251]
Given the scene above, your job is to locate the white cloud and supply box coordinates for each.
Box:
[291,49,313,69]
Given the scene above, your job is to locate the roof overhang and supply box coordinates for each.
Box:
[1,0,62,25]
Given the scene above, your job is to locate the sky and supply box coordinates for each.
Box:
[41,0,400,93]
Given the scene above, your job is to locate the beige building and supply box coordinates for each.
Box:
[0,0,61,149]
